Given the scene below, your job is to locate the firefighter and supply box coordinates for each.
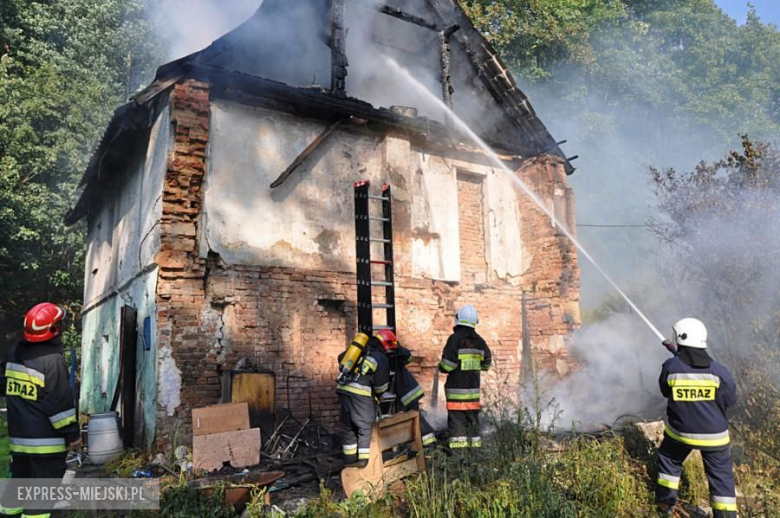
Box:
[1,303,80,518]
[337,335,390,468]
[656,318,738,517]
[374,329,437,447]
[438,305,492,450]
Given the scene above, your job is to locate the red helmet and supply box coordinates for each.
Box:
[24,303,67,343]
[374,329,397,352]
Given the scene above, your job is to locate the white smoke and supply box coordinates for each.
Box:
[150,0,263,60]
[545,313,669,429]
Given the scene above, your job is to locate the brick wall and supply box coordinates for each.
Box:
[154,80,213,451]
[456,171,488,284]
[152,82,579,450]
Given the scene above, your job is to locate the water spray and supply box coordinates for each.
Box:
[383,56,666,342]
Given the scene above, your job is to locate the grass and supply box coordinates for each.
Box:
[288,393,780,518]
[4,388,776,516]
[38,415,779,518]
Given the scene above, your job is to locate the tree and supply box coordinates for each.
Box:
[461,0,627,80]
[0,0,158,341]
[463,0,780,307]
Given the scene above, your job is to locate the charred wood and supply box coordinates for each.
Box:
[438,25,459,110]
[270,118,344,188]
[355,0,440,31]
[330,0,348,97]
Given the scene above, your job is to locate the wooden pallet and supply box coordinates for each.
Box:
[341,410,426,498]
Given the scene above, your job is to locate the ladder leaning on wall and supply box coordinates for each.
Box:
[353,181,398,411]
[346,181,427,496]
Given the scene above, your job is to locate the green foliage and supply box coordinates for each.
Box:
[295,481,395,518]
[679,451,710,505]
[462,0,627,80]
[0,0,158,341]
[464,1,780,309]
[554,435,653,515]
[464,0,780,143]
[580,293,630,324]
[159,483,239,518]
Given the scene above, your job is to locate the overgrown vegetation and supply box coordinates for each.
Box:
[289,403,778,517]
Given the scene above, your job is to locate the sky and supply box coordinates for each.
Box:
[715,0,780,26]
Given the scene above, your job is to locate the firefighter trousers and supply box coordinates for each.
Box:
[656,436,737,517]
[0,453,66,517]
[447,410,481,449]
[405,401,436,447]
[339,394,376,463]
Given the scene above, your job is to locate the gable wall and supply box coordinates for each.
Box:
[152,81,579,450]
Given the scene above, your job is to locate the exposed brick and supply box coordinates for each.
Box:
[151,80,579,452]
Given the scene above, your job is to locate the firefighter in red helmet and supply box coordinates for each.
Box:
[375,329,437,447]
[1,303,80,517]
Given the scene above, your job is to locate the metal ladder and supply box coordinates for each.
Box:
[354,181,397,336]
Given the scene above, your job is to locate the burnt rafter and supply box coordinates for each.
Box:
[354,0,440,31]
[270,118,344,188]
[439,25,460,109]
[330,0,348,97]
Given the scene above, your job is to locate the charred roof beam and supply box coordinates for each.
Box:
[270,118,344,188]
[331,0,348,98]
[354,0,441,31]
[439,24,460,111]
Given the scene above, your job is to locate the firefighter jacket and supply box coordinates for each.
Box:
[438,326,492,410]
[336,348,390,400]
[2,340,79,455]
[659,355,737,450]
[392,346,424,410]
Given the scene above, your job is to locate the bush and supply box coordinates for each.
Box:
[554,435,653,515]
[403,452,576,518]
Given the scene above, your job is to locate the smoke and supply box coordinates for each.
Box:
[505,14,779,427]
[149,0,263,61]
[543,312,670,429]
[544,153,780,429]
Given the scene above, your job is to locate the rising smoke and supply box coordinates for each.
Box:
[150,0,263,60]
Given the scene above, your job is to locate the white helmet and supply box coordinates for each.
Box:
[455,305,479,328]
[672,318,707,349]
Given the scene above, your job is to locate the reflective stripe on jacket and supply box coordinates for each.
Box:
[659,356,737,450]
[439,326,492,411]
[393,346,425,409]
[336,348,390,400]
[2,341,79,455]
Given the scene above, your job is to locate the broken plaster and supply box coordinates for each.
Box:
[157,345,182,416]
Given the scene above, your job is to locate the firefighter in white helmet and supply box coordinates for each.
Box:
[656,318,738,517]
[439,305,491,450]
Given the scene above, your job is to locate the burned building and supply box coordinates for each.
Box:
[68,0,580,450]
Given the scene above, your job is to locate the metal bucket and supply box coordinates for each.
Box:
[87,412,122,465]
